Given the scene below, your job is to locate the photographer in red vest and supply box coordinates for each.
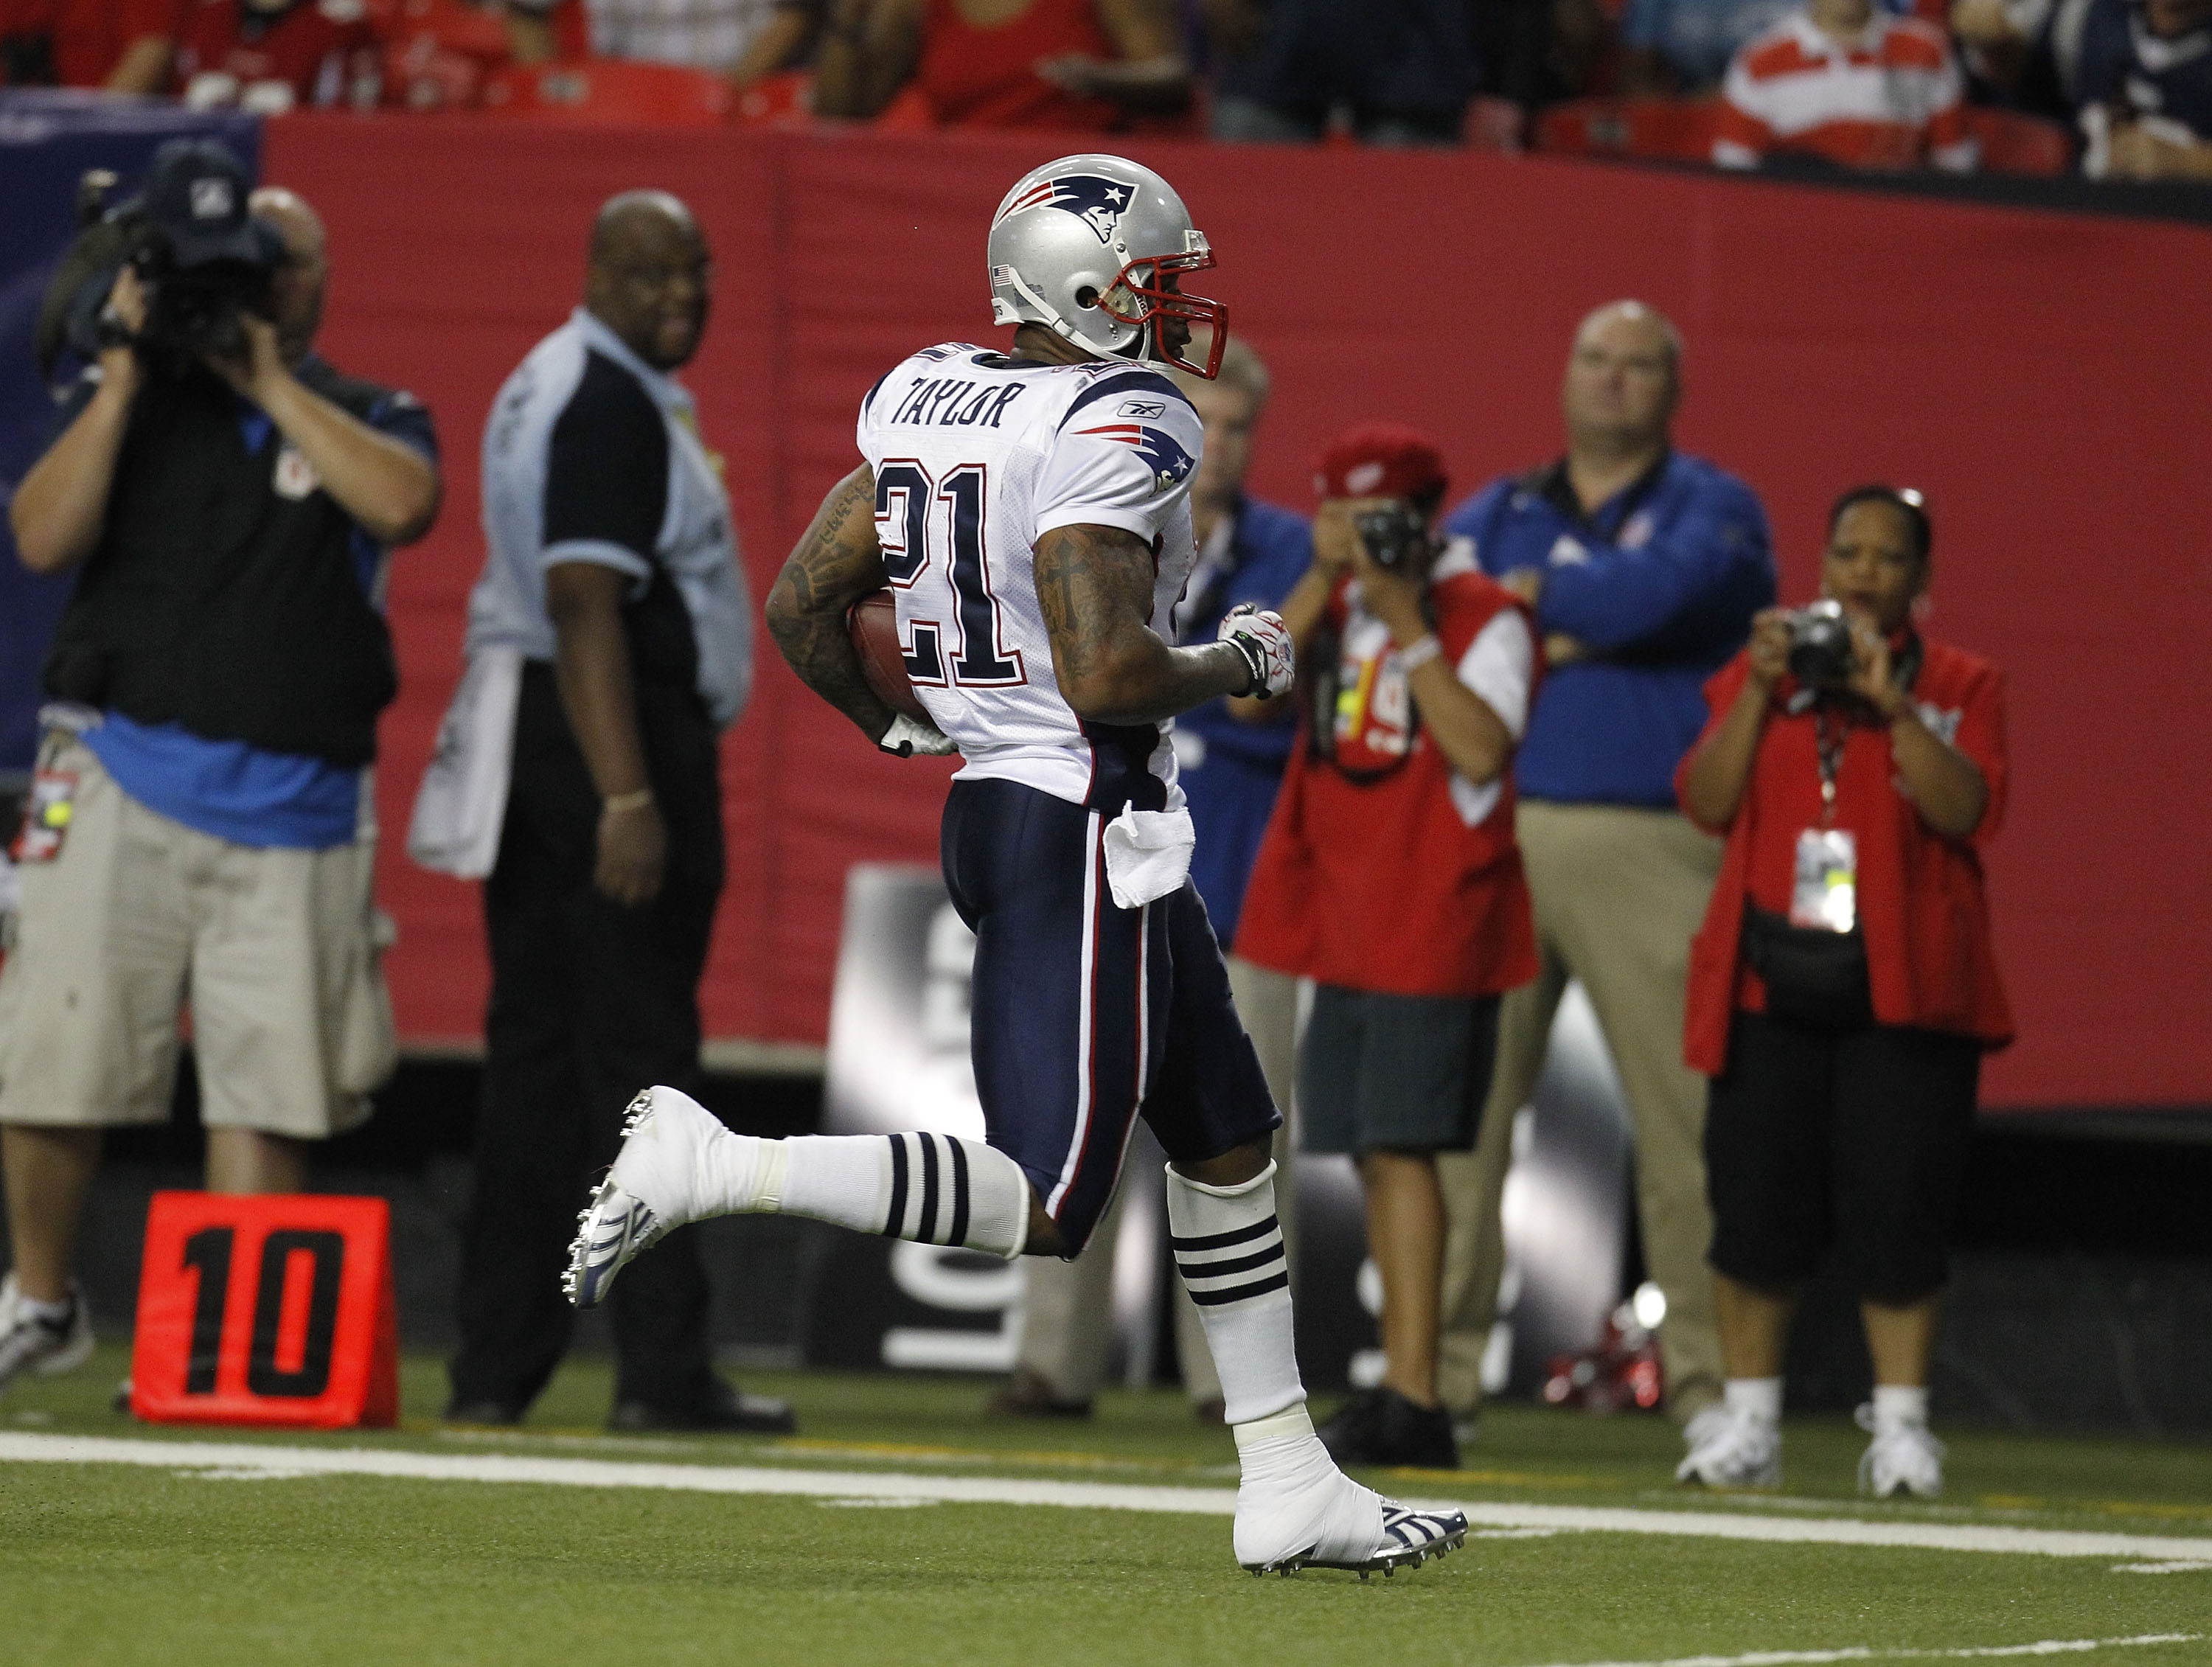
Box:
[1237,425,1538,1470]
[1673,485,2010,1501]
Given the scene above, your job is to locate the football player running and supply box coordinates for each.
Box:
[566,154,1467,1578]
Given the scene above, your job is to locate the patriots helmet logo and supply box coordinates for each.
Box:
[998,173,1135,245]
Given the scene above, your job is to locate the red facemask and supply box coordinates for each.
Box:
[1099,246,1228,380]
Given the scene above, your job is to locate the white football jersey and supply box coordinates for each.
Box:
[855,343,1204,808]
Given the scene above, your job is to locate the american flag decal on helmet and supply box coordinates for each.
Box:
[997,174,1135,244]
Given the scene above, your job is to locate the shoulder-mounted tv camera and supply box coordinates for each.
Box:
[35,139,285,386]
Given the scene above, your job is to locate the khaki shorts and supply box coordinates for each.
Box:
[0,734,394,1138]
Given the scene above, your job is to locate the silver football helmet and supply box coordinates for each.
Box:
[987,153,1228,379]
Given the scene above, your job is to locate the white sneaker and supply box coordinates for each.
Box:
[564,1086,767,1309]
[1675,1407,1781,1489]
[1857,1405,1944,1498]
[1232,1408,1468,1579]
[0,1274,95,1392]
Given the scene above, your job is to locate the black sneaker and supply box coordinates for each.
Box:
[610,1380,795,1435]
[1315,1388,1386,1464]
[984,1368,1092,1420]
[1321,1386,1460,1471]
[443,1397,527,1427]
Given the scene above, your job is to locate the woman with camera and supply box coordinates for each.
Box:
[1672,486,2010,1498]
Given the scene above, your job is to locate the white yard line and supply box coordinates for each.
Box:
[4,1432,2212,1565]
[1514,1634,2201,1667]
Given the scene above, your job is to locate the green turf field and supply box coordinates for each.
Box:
[6,1344,2211,1667]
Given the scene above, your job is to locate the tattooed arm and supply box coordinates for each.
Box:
[766,464,899,742]
[1034,522,1254,725]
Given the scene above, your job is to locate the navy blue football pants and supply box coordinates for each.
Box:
[941,778,1281,1256]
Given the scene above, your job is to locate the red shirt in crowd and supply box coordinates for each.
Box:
[1678,635,2013,1076]
[174,0,380,110]
[916,0,1120,129]
[1714,12,1975,173]
[1236,554,1540,1000]
[0,0,181,86]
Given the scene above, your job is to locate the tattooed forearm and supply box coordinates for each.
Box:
[768,464,897,740]
[1032,523,1249,725]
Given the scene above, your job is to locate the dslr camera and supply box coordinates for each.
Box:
[35,139,284,383]
[1784,599,1858,691]
[1352,500,1431,572]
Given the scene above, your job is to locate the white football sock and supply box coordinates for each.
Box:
[1871,1383,1929,1428]
[1725,1377,1784,1426]
[1165,1162,1302,1426]
[773,1131,1031,1259]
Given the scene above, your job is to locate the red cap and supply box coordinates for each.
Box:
[1312,424,1448,504]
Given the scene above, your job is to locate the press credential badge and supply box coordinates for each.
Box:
[1790,827,1857,933]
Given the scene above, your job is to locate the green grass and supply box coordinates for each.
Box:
[6,1346,2212,1667]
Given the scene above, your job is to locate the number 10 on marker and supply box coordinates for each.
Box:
[131,1191,399,1429]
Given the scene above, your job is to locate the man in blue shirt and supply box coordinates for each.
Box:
[0,149,441,1391]
[990,338,1312,1423]
[1433,301,1773,1446]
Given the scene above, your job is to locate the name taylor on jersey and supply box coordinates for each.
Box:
[856,342,1208,810]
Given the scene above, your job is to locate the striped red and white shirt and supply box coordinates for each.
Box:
[1714,11,1976,172]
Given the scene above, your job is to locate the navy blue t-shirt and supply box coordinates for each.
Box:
[2078,0,2212,139]
[1441,452,1773,810]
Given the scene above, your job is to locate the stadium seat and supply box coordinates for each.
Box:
[1964,107,2073,176]
[480,58,734,125]
[1534,98,1723,164]
[374,0,513,111]
[732,68,811,127]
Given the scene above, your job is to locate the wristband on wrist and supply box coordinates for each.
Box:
[602,787,655,813]
[1395,633,1443,672]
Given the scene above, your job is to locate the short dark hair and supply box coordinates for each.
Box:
[1829,484,1931,565]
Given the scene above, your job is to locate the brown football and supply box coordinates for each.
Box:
[846,589,930,724]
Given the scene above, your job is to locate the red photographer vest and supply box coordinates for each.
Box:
[1234,561,1539,999]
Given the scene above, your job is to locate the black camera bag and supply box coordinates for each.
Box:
[1741,906,1874,1030]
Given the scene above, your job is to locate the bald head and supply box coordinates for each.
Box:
[585,190,712,372]
[590,190,698,271]
[1562,299,1681,460]
[249,184,326,363]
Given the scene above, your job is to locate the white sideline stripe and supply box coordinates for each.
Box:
[1515,1635,2199,1667]
[4,1433,2212,1565]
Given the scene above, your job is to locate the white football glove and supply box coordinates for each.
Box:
[1218,603,1295,699]
[879,714,959,758]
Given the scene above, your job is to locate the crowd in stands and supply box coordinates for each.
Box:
[1,0,2206,180]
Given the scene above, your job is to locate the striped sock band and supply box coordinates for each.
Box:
[776,1131,1031,1259]
[1173,1214,1290,1307]
[881,1130,975,1247]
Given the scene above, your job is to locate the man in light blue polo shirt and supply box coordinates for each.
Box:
[1433,301,1774,1448]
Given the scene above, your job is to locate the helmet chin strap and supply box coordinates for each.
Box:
[1002,264,1140,359]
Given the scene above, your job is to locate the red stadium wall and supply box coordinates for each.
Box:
[263,114,2212,1110]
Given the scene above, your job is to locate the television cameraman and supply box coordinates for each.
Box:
[1673,487,2009,1499]
[1237,426,1537,1470]
[0,140,439,1389]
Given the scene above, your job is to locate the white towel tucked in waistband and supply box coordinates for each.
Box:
[1102,804,1195,911]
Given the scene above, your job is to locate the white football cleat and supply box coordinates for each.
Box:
[0,1274,95,1393]
[1231,1407,1467,1578]
[1675,1407,1782,1489]
[565,1086,762,1309]
[1857,1405,1945,1499]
